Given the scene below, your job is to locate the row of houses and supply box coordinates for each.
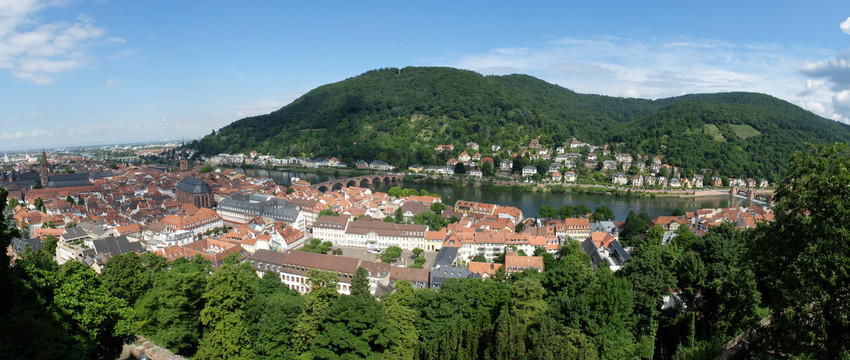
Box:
[313,215,428,251]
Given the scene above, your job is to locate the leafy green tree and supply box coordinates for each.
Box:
[412,247,424,257]
[6,196,19,210]
[471,254,486,262]
[77,197,85,206]
[394,207,404,224]
[574,204,590,217]
[196,260,257,360]
[33,197,45,212]
[550,269,637,359]
[100,252,167,306]
[618,225,676,358]
[382,280,418,360]
[429,202,445,214]
[591,205,615,221]
[65,195,74,204]
[351,266,371,300]
[251,290,304,360]
[412,211,448,230]
[512,156,526,174]
[750,143,850,358]
[509,277,547,324]
[454,162,466,175]
[381,246,403,263]
[559,204,574,219]
[620,210,650,246]
[22,234,58,270]
[295,269,339,352]
[481,160,494,177]
[413,256,427,266]
[300,238,334,254]
[317,206,340,219]
[538,204,558,219]
[310,295,389,359]
[26,260,135,356]
[670,207,685,216]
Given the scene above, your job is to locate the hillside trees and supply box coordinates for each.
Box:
[194,67,850,180]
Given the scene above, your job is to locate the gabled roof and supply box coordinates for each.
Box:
[91,236,145,256]
[176,176,213,194]
[580,238,603,269]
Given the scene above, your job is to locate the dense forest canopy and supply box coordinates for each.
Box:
[193,67,850,181]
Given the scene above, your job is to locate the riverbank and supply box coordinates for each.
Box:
[403,175,741,199]
[239,168,755,220]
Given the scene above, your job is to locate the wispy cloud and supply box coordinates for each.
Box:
[842,16,850,36]
[431,33,848,123]
[0,0,110,84]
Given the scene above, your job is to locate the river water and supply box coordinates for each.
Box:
[242,169,752,221]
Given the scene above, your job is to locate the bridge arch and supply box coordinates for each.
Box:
[317,185,329,192]
[346,180,357,187]
[372,177,382,186]
[332,182,344,191]
[359,178,370,187]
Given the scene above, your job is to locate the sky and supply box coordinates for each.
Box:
[2,0,850,150]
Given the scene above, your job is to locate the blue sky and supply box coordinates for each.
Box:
[2,1,850,150]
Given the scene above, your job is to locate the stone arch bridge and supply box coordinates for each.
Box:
[310,173,404,192]
[730,186,775,205]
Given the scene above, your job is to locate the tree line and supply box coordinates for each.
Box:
[191,67,850,181]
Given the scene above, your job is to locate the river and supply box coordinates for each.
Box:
[242,169,753,221]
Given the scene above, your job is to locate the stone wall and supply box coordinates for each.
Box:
[117,336,187,360]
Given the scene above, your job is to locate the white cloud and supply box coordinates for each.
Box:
[0,1,109,84]
[105,78,120,87]
[431,34,850,123]
[797,17,850,122]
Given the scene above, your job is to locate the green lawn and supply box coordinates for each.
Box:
[703,124,726,142]
[729,124,761,139]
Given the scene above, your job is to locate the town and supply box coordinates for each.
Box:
[205,137,774,193]
[3,145,774,297]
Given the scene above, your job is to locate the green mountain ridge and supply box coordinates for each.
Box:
[193,66,850,181]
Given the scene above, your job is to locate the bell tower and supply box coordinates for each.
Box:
[39,150,49,186]
[179,141,189,171]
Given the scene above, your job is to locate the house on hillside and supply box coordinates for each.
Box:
[612,173,628,185]
[522,166,538,178]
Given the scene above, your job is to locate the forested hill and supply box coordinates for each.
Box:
[192,66,850,181]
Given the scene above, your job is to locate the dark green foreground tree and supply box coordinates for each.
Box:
[751,143,850,358]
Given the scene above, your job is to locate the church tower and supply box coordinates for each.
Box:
[39,150,49,186]
[179,142,189,171]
